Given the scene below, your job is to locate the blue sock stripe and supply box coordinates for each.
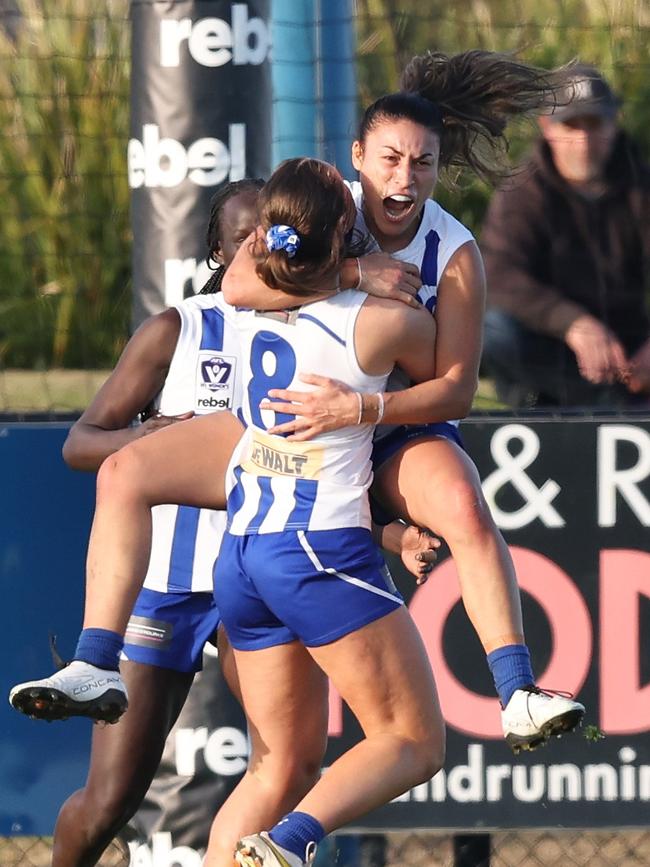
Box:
[269,811,325,859]
[487,643,535,708]
[73,627,123,671]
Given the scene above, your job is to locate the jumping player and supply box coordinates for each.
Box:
[207,157,444,867]
[10,180,439,866]
[221,51,586,754]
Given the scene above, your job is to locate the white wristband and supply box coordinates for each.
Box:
[355,257,363,290]
[355,391,363,424]
[376,392,385,424]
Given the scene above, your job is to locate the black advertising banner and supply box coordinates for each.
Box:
[325,416,650,830]
[129,0,271,327]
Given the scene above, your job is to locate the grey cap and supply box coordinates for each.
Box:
[551,64,621,123]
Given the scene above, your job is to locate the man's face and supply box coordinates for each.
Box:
[539,114,618,184]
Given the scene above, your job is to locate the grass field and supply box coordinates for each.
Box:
[0,370,503,416]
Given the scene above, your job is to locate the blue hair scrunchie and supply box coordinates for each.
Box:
[266,224,300,258]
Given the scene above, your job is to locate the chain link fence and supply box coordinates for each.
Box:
[2,831,650,866]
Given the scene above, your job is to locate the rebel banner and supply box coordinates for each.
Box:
[326,415,650,830]
[129,0,271,328]
[3,415,649,843]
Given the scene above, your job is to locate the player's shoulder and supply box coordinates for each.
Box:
[422,198,474,243]
[360,293,431,332]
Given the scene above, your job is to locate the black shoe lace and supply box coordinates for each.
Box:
[49,633,70,671]
[524,684,576,699]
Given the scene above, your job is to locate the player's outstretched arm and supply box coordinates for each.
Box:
[62,309,188,471]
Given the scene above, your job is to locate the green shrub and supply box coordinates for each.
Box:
[0,0,131,368]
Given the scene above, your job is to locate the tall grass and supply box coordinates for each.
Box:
[355,0,650,235]
[0,1,648,372]
[0,0,131,369]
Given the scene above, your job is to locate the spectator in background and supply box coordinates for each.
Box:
[480,64,650,408]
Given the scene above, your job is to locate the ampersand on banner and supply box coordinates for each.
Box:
[482,424,565,529]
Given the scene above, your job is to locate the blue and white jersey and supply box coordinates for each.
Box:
[225,290,389,535]
[347,180,474,432]
[142,293,242,594]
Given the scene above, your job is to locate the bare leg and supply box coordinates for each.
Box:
[51,661,193,867]
[82,412,243,635]
[374,437,524,652]
[216,607,443,854]
[295,607,444,830]
[204,643,328,867]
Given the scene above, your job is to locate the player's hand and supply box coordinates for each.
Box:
[627,337,650,394]
[263,374,358,440]
[399,525,441,585]
[357,253,422,308]
[565,315,629,385]
[138,411,194,437]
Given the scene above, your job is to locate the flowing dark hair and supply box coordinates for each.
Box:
[199,177,265,294]
[255,158,359,296]
[360,50,564,183]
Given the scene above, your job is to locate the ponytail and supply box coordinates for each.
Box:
[361,50,563,183]
[402,50,562,181]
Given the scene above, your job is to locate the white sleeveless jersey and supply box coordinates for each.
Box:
[143,293,242,594]
[347,180,474,432]
[226,289,389,535]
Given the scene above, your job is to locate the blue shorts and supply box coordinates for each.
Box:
[214,528,403,651]
[122,588,221,673]
[372,422,464,471]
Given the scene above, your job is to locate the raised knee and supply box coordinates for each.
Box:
[439,478,494,539]
[96,446,143,504]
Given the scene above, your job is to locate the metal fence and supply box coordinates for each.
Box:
[3,831,650,866]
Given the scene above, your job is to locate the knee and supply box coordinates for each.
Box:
[434,477,494,543]
[96,446,144,505]
[402,729,446,787]
[252,739,326,804]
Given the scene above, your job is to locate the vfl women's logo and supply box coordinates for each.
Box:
[196,351,236,412]
[201,355,232,390]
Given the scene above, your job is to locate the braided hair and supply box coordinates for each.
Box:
[199,178,265,294]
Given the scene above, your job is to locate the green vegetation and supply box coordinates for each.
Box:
[355,0,650,235]
[0,0,131,371]
[0,0,648,400]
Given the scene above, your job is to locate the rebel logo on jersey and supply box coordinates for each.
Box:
[195,351,236,412]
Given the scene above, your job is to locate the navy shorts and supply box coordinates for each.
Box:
[214,527,403,651]
[372,422,464,470]
[122,588,221,673]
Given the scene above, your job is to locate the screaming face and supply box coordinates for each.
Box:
[352,117,440,253]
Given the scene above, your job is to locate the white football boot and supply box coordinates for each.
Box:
[9,660,128,724]
[502,685,585,753]
[235,832,317,867]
